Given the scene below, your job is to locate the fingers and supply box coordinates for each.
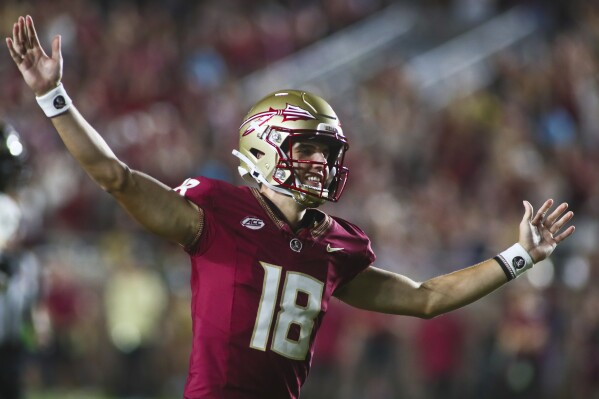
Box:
[521,200,533,223]
[531,199,553,226]
[527,199,575,240]
[8,16,40,56]
[6,15,47,67]
[10,17,26,57]
[5,37,22,64]
[554,225,575,243]
[24,17,33,49]
[51,35,61,62]
[551,209,574,234]
[11,21,22,55]
[545,201,574,238]
[17,16,26,51]
[545,202,570,229]
[26,15,43,52]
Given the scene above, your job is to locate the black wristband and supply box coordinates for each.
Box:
[494,255,515,281]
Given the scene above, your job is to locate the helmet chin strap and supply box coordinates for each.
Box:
[232,149,294,198]
[232,149,331,207]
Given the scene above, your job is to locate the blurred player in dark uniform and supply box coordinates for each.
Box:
[0,122,40,399]
[6,16,575,399]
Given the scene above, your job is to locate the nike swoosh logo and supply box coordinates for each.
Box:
[326,244,344,253]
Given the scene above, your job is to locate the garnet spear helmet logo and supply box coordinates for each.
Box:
[240,104,316,136]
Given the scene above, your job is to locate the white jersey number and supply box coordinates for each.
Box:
[250,262,324,360]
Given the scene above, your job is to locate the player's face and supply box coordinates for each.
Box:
[290,140,330,190]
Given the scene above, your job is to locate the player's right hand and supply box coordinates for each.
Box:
[6,15,62,96]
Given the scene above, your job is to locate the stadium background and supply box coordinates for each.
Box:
[1,0,597,398]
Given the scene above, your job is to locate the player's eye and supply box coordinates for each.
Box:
[296,145,313,155]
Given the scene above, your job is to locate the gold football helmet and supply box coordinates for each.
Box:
[233,90,349,207]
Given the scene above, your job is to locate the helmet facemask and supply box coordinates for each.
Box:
[270,129,348,207]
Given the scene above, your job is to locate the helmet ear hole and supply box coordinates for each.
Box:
[250,148,265,160]
[279,137,291,156]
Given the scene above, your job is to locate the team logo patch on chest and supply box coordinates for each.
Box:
[241,216,266,230]
[290,238,303,253]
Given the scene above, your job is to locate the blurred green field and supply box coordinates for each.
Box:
[27,391,111,399]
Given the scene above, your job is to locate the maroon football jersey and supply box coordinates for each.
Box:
[174,177,375,399]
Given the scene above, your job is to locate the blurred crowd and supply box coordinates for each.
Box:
[0,0,598,398]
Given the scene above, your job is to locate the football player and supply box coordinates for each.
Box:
[6,15,575,399]
[0,121,40,399]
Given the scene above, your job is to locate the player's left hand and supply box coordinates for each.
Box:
[519,199,575,263]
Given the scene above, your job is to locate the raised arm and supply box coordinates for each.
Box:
[335,199,575,318]
[6,15,200,248]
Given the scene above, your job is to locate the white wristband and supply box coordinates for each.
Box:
[35,83,72,117]
[494,243,534,281]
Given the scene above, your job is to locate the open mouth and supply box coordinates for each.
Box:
[303,174,323,189]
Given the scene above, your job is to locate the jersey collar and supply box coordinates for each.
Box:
[250,187,331,239]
